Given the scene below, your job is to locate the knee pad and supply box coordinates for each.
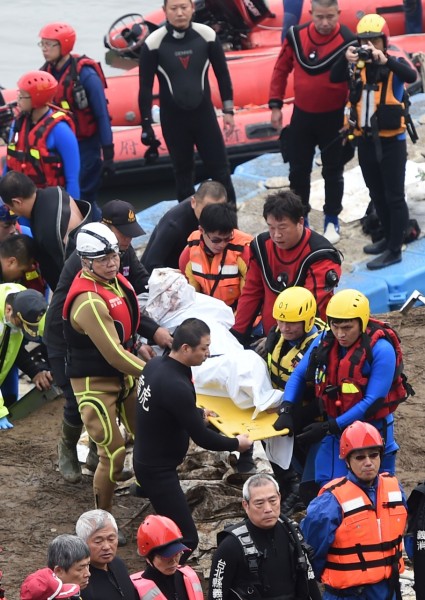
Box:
[78,396,114,446]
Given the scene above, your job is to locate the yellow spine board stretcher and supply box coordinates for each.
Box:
[196,393,288,441]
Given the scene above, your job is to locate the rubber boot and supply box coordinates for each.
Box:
[58,420,83,484]
[278,466,305,517]
[85,438,99,473]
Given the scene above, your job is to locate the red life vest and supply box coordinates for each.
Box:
[6,110,75,188]
[44,55,107,139]
[63,271,140,344]
[186,229,252,307]
[131,566,204,600]
[319,473,406,588]
[314,319,409,419]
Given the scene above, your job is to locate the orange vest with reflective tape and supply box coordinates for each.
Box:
[7,110,75,188]
[319,473,406,588]
[131,566,204,600]
[187,229,252,307]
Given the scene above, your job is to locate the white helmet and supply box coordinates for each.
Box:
[76,222,119,258]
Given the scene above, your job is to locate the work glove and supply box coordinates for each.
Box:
[0,415,13,430]
[101,144,115,179]
[141,118,157,146]
[297,418,339,444]
[273,402,294,435]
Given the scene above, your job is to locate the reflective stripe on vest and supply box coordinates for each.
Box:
[319,474,406,588]
[131,566,204,600]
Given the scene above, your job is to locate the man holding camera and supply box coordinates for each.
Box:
[269,0,355,244]
[331,14,417,270]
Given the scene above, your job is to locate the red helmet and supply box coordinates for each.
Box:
[17,71,58,109]
[137,515,185,557]
[339,421,384,460]
[39,22,76,55]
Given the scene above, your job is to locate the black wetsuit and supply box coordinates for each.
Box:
[141,197,198,272]
[134,355,239,556]
[209,519,305,600]
[138,22,236,203]
[30,187,91,290]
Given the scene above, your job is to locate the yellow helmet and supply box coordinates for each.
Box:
[272,286,317,333]
[326,289,370,332]
[356,14,389,46]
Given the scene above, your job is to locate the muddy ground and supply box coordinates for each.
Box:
[1,301,424,598]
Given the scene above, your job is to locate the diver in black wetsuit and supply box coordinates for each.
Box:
[138,0,236,204]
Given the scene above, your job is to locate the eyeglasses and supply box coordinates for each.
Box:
[37,40,60,48]
[17,93,31,100]
[351,451,380,462]
[204,231,234,245]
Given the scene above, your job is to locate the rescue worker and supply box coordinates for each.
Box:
[142,180,227,273]
[301,421,407,600]
[131,515,203,600]
[179,202,252,309]
[269,0,355,243]
[266,286,327,511]
[138,0,236,204]
[63,223,146,542]
[406,481,425,599]
[21,568,80,600]
[331,14,417,270]
[6,71,80,198]
[230,190,341,344]
[0,171,91,291]
[208,473,320,600]
[39,22,114,220]
[276,288,412,486]
[134,318,252,557]
[0,285,52,431]
[44,200,171,486]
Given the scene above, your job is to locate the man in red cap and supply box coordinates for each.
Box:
[20,567,79,600]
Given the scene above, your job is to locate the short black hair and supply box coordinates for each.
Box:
[0,234,36,264]
[199,203,237,234]
[263,191,304,223]
[194,180,227,203]
[0,171,37,205]
[171,318,210,351]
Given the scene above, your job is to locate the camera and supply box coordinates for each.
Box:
[356,47,373,61]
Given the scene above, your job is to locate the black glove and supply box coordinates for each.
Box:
[141,119,157,146]
[101,144,115,178]
[273,402,294,435]
[229,327,248,346]
[297,418,339,444]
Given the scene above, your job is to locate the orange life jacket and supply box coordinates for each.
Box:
[314,319,409,419]
[7,110,75,188]
[186,229,252,307]
[44,55,107,139]
[319,473,406,588]
[131,566,204,600]
[346,47,410,138]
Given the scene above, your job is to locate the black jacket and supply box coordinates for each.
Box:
[81,556,138,600]
[141,198,198,272]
